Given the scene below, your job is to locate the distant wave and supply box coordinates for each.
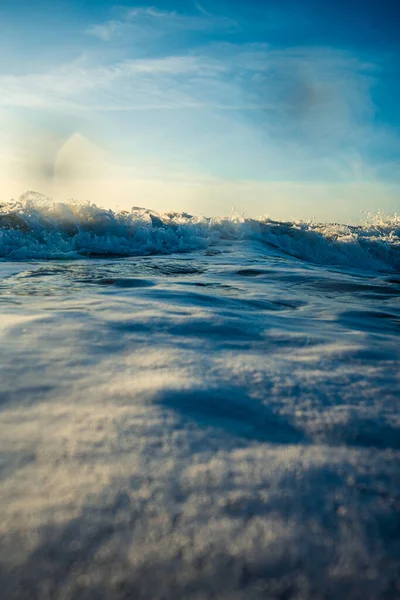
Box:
[1,191,399,271]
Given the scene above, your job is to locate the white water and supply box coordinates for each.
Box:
[1,192,399,271]
[1,193,399,599]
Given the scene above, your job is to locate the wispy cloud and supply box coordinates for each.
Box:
[0,45,376,116]
[0,3,398,190]
[0,54,231,112]
[86,20,120,42]
[86,6,237,42]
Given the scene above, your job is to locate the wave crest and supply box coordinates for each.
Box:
[0,192,399,271]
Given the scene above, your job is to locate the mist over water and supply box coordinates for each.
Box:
[1,191,400,599]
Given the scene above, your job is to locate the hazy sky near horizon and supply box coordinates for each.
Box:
[0,0,399,221]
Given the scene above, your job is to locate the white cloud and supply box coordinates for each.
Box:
[0,37,398,200]
[0,45,376,117]
[86,20,120,42]
[86,6,237,42]
[0,53,234,112]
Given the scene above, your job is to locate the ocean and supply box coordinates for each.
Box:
[1,192,400,599]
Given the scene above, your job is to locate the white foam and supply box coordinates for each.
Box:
[0,191,399,271]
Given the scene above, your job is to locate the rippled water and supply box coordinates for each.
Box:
[1,195,400,599]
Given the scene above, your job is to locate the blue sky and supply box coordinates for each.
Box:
[0,0,399,220]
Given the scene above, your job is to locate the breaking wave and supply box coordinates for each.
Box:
[1,192,399,271]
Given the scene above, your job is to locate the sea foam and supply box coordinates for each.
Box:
[1,192,399,271]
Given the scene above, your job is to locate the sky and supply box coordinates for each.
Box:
[0,0,399,221]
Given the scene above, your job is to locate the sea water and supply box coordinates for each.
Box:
[1,193,399,599]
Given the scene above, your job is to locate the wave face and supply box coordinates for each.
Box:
[1,191,399,271]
